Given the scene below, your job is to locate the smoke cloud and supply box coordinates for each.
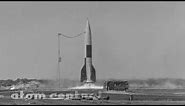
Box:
[128,78,185,89]
[37,78,185,90]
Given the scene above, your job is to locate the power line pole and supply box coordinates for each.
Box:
[56,32,84,89]
[57,33,62,89]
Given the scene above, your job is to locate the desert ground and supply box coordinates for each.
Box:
[0,89,185,105]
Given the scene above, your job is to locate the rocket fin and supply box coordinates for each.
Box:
[90,65,96,82]
[81,63,87,82]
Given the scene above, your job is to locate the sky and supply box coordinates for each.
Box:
[0,2,185,80]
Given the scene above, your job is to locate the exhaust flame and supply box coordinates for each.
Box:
[68,83,103,90]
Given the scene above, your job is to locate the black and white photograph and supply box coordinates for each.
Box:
[0,1,185,105]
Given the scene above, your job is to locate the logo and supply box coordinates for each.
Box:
[11,91,102,100]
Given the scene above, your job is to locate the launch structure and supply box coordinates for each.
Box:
[57,33,62,88]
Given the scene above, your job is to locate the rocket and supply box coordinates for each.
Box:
[80,19,96,83]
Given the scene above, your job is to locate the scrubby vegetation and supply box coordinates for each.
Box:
[0,78,48,87]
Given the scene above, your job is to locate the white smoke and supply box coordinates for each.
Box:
[129,78,185,89]
[69,83,103,90]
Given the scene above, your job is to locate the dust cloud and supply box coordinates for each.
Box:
[37,78,185,90]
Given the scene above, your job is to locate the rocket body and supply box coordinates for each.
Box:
[81,19,96,83]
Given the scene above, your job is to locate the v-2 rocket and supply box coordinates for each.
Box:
[80,19,96,83]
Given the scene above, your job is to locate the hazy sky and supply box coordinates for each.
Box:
[0,2,185,80]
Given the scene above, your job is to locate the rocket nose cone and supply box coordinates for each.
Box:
[85,18,92,45]
[86,19,91,33]
[86,19,90,29]
[86,17,89,23]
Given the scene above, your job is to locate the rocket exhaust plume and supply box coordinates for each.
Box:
[81,19,96,83]
[69,83,103,90]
